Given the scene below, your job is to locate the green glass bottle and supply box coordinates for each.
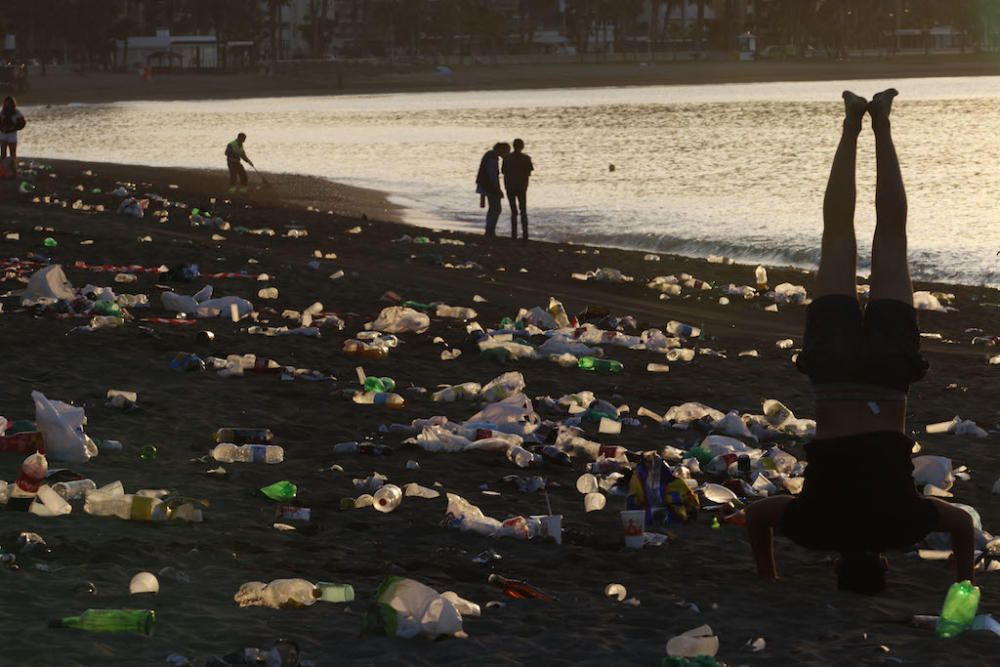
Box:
[577,356,623,372]
[50,609,155,636]
[937,580,981,638]
[261,480,297,502]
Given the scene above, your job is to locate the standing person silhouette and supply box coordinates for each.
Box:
[502,138,534,241]
[0,96,27,179]
[476,142,510,237]
[744,90,975,594]
[225,132,253,194]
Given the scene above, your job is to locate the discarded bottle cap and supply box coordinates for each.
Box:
[129,572,160,595]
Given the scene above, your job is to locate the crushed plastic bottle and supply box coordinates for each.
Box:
[212,443,284,464]
[578,356,623,372]
[937,580,981,638]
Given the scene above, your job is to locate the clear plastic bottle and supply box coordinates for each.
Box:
[755,265,769,292]
[52,479,97,500]
[342,339,389,359]
[666,320,701,338]
[234,579,322,609]
[373,484,403,513]
[352,391,405,409]
[211,443,284,464]
[666,348,696,362]
[84,493,167,521]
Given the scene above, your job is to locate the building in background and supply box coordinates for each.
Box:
[113,28,218,71]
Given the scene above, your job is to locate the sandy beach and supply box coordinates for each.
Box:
[16,55,1000,106]
[0,157,998,666]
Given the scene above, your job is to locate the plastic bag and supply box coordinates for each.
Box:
[366,307,429,334]
[32,391,97,463]
[20,265,76,306]
[627,454,699,524]
[363,576,474,639]
[466,394,539,435]
[161,286,254,320]
[479,371,526,403]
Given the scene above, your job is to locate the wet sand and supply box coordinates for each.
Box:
[0,158,998,665]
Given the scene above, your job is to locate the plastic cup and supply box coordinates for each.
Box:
[129,572,160,595]
[621,510,645,549]
[584,492,606,512]
[539,515,562,544]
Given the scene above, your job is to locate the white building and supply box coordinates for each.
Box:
[114,29,219,70]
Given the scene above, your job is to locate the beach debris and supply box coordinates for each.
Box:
[373,484,403,512]
[234,579,350,609]
[260,481,297,502]
[666,624,720,658]
[926,417,988,438]
[33,391,96,463]
[488,573,554,601]
[129,572,159,595]
[49,609,155,635]
[605,583,627,601]
[363,576,478,639]
[366,306,429,334]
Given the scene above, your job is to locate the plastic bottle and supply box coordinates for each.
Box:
[84,494,167,521]
[666,348,695,362]
[50,609,155,635]
[937,580,981,638]
[755,265,769,292]
[353,391,405,409]
[235,579,322,609]
[577,356,623,372]
[487,574,554,601]
[342,339,389,360]
[548,297,571,328]
[333,441,393,456]
[432,382,481,402]
[363,376,396,393]
[12,453,47,501]
[214,428,274,444]
[373,484,403,513]
[762,399,794,426]
[666,320,701,338]
[52,479,97,500]
[212,443,284,464]
[317,582,355,603]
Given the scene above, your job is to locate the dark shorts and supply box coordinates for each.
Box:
[794,295,929,393]
[780,432,939,551]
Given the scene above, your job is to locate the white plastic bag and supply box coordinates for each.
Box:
[32,391,97,463]
[366,307,430,334]
[466,394,539,435]
[20,265,76,306]
[368,577,472,639]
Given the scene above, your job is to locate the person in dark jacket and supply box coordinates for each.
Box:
[501,138,534,241]
[476,142,510,237]
[225,133,253,194]
[0,96,27,179]
[744,90,974,595]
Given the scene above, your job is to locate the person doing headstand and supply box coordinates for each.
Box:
[745,90,976,594]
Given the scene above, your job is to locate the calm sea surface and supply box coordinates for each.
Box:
[23,76,1000,286]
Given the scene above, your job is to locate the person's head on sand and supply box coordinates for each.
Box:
[1,96,15,114]
[237,132,247,145]
[493,142,511,157]
[512,138,525,153]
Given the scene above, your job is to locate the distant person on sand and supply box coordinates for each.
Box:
[502,138,534,241]
[476,142,510,237]
[0,96,26,179]
[225,132,254,194]
[745,90,975,594]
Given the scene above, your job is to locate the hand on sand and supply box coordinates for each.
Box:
[868,88,898,122]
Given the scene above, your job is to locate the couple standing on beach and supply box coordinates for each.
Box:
[476,139,534,241]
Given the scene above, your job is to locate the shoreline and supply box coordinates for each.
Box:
[16,55,1000,106]
[0,158,998,665]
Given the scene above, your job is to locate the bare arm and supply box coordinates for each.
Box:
[930,498,976,583]
[745,496,795,580]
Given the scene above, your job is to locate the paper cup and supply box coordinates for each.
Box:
[621,510,645,549]
[535,514,562,544]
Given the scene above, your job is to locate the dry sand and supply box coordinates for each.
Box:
[17,55,1000,106]
[0,158,999,666]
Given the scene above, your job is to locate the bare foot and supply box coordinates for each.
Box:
[843,90,868,120]
[868,88,898,127]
